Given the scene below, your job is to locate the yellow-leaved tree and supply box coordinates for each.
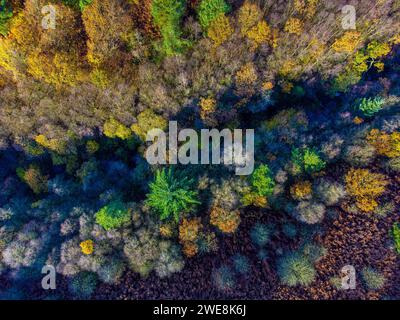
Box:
[207,14,233,47]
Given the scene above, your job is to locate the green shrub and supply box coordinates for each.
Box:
[292,147,326,174]
[95,200,131,230]
[303,149,326,173]
[292,148,306,172]
[250,223,273,247]
[250,164,275,196]
[0,0,12,37]
[356,97,384,117]
[277,252,316,286]
[197,0,230,30]
[151,0,189,56]
[392,223,400,254]
[146,168,200,222]
[361,267,386,290]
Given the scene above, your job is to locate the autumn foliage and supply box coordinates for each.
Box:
[210,206,241,234]
[345,168,388,212]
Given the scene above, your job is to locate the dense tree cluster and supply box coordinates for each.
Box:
[0,0,399,299]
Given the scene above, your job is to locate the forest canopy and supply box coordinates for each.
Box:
[0,0,399,300]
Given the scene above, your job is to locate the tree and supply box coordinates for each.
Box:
[242,164,275,208]
[80,239,94,255]
[179,218,202,243]
[131,109,167,141]
[35,134,67,154]
[0,37,24,77]
[69,272,98,299]
[291,147,326,174]
[82,0,133,67]
[179,218,202,257]
[250,164,275,196]
[151,0,189,56]
[284,18,303,36]
[361,267,386,290]
[291,201,326,224]
[366,41,391,60]
[199,97,217,120]
[16,165,48,194]
[212,265,235,291]
[95,200,131,230]
[331,31,361,53]
[236,62,258,85]
[27,49,83,88]
[210,206,240,233]
[207,14,233,47]
[0,0,13,36]
[130,0,160,39]
[38,3,83,52]
[250,223,272,247]
[290,181,312,201]
[146,168,200,222]
[62,0,93,11]
[197,0,230,30]
[277,251,316,286]
[238,1,261,36]
[345,168,388,212]
[103,118,132,140]
[355,97,384,117]
[293,0,318,19]
[246,20,270,48]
